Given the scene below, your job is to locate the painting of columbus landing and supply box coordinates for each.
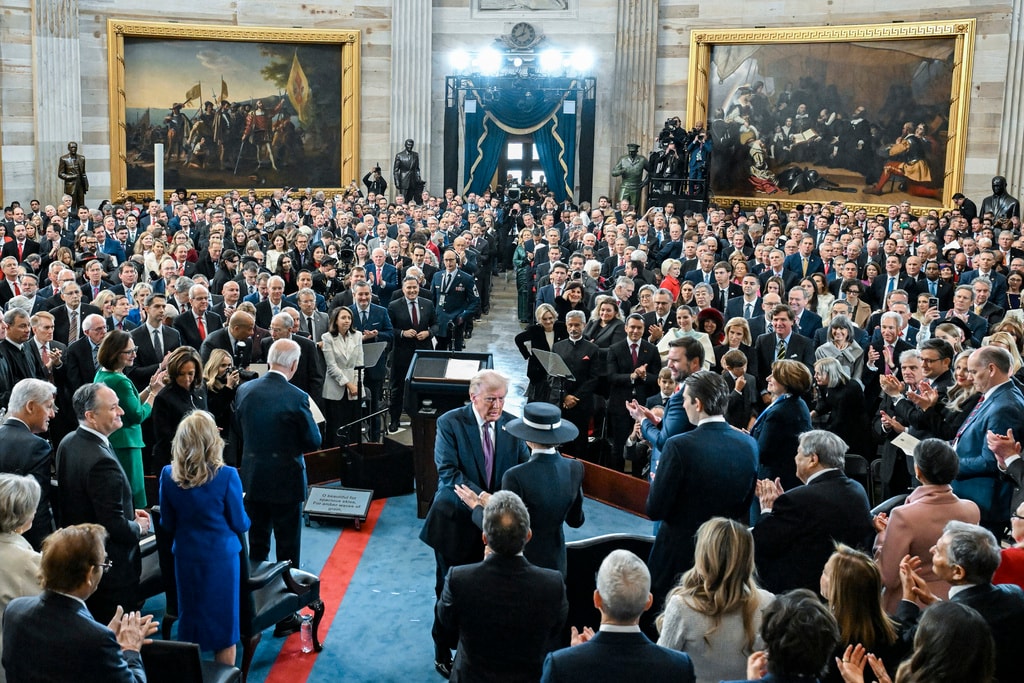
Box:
[108,21,360,198]
[686,21,976,210]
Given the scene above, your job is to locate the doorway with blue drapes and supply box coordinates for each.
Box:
[461,78,579,202]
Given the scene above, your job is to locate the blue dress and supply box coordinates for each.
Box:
[159,465,250,651]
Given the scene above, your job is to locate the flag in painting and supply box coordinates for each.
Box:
[286,52,311,123]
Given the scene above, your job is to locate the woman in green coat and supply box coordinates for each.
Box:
[94,329,168,507]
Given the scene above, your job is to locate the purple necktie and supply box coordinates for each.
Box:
[482,422,494,487]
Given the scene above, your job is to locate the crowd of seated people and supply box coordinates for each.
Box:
[4,176,1024,679]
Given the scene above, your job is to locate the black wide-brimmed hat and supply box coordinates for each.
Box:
[504,403,579,446]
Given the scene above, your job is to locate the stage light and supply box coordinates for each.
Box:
[570,49,594,73]
[512,57,524,68]
[449,50,471,72]
[539,49,563,74]
[477,48,503,76]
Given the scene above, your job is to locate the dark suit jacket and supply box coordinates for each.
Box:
[758,269,799,291]
[2,591,145,683]
[794,309,823,338]
[749,332,816,395]
[750,394,813,490]
[127,323,181,390]
[387,296,436,379]
[0,419,54,550]
[494,452,584,576]
[233,371,322,505]
[606,339,661,413]
[646,422,759,601]
[783,252,824,277]
[259,334,324,401]
[50,304,102,346]
[0,239,40,262]
[437,553,567,683]
[200,327,257,369]
[419,405,529,565]
[55,427,142,618]
[364,261,400,301]
[869,273,919,309]
[725,297,762,321]
[173,310,224,350]
[918,277,954,311]
[752,469,873,594]
[349,303,394,383]
[540,630,695,683]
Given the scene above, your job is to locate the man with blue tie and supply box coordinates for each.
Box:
[419,370,529,678]
[952,346,1024,533]
[350,280,393,442]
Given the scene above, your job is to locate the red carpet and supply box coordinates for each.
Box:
[263,498,386,683]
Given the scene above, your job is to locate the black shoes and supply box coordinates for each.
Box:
[273,612,302,637]
[388,420,401,433]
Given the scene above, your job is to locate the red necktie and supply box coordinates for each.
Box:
[410,301,419,326]
[955,394,986,443]
[197,315,206,340]
[377,270,382,285]
[17,243,23,260]
[630,343,639,366]
[40,345,50,367]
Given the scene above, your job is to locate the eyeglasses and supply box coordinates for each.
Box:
[95,558,113,573]
[1013,512,1024,521]
[121,348,138,356]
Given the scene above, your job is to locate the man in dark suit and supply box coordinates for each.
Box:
[259,312,324,406]
[787,286,822,338]
[552,311,600,459]
[419,370,529,677]
[0,309,48,406]
[918,259,954,311]
[897,521,1024,683]
[752,430,873,594]
[0,223,40,262]
[349,280,393,440]
[749,304,816,397]
[606,314,661,471]
[869,255,918,309]
[200,310,260,379]
[55,383,151,623]
[436,490,567,682]
[233,338,322,574]
[724,274,762,321]
[863,311,915,409]
[758,249,799,291]
[387,276,435,433]
[0,378,57,550]
[2,524,156,683]
[431,250,479,351]
[971,277,1005,327]
[173,283,223,350]
[127,294,181,391]
[51,281,102,347]
[783,235,823,278]
[80,260,113,304]
[646,371,759,607]
[540,549,696,683]
[959,250,1008,306]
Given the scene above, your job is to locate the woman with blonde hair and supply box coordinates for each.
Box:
[202,349,241,465]
[159,411,250,666]
[657,517,774,683]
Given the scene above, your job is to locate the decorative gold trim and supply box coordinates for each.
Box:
[107,20,360,200]
[686,19,976,214]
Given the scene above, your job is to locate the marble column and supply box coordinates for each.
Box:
[390,0,433,197]
[33,0,84,204]
[611,0,659,157]
[998,0,1024,195]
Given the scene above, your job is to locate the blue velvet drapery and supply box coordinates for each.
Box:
[462,78,578,201]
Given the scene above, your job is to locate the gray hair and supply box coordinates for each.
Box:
[942,521,1001,584]
[0,473,41,534]
[272,312,295,331]
[482,490,530,556]
[638,284,658,298]
[693,282,714,296]
[296,287,317,302]
[3,308,28,326]
[188,284,209,300]
[268,275,285,288]
[82,313,104,333]
[8,378,57,415]
[565,310,586,325]
[72,383,106,422]
[827,315,855,343]
[595,549,651,623]
[6,295,32,315]
[880,311,902,329]
[798,429,847,469]
[899,348,922,366]
[813,357,849,389]
[175,277,195,295]
[267,338,301,369]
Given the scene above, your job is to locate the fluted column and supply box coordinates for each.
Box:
[33,0,84,204]
[390,0,433,197]
[998,0,1024,196]
[611,0,659,158]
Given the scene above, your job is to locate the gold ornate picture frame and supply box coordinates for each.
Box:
[686,20,975,212]
[107,20,360,199]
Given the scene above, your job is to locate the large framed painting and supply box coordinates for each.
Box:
[685,20,975,212]
[107,20,360,199]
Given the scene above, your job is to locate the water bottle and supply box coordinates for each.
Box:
[300,614,313,653]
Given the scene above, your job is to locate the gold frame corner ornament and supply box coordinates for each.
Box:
[106,19,361,200]
[685,19,976,214]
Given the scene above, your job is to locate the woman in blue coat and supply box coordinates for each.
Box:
[750,359,813,491]
[159,410,250,666]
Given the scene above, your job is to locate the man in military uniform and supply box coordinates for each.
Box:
[431,249,479,352]
[611,143,648,209]
[56,142,88,211]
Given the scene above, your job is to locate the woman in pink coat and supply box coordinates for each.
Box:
[872,438,980,614]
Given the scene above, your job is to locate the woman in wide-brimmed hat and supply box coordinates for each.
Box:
[455,402,585,576]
